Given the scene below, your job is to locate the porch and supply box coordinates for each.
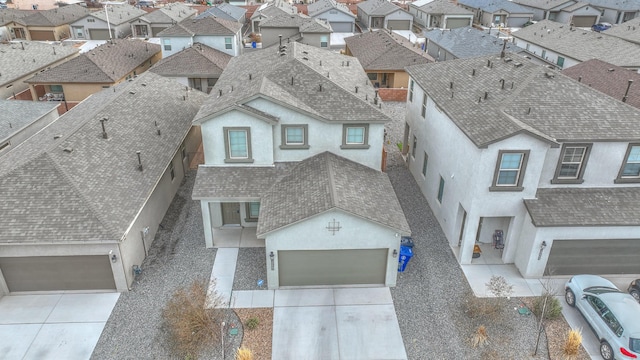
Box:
[212,227,264,248]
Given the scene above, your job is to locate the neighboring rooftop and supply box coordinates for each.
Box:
[0,41,79,86]
[458,0,533,13]
[405,53,640,148]
[150,43,232,77]
[606,17,640,45]
[196,3,246,22]
[250,0,298,21]
[26,39,161,84]
[137,3,197,24]
[511,0,574,10]
[358,0,405,16]
[259,13,332,33]
[14,4,89,26]
[0,8,33,26]
[0,99,58,141]
[307,0,354,18]
[584,0,640,11]
[512,20,640,68]
[424,26,521,58]
[157,16,242,37]
[345,29,432,70]
[84,4,146,25]
[411,0,474,15]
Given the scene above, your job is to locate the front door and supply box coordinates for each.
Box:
[221,203,241,225]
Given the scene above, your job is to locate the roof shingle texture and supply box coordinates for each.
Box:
[0,8,33,26]
[0,72,208,243]
[412,0,474,15]
[513,20,640,68]
[424,26,520,58]
[257,152,411,236]
[406,53,640,147]
[524,187,640,226]
[16,4,89,26]
[0,99,58,141]
[259,12,331,32]
[358,0,406,16]
[606,17,640,45]
[150,43,231,77]
[307,0,354,18]
[137,3,196,24]
[196,3,246,22]
[511,0,573,10]
[458,0,533,13]
[194,42,391,124]
[345,30,432,70]
[26,39,161,83]
[87,4,146,26]
[157,16,242,37]
[251,0,298,21]
[584,0,640,11]
[0,41,79,86]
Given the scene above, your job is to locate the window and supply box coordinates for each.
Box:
[541,49,546,59]
[87,18,95,22]
[73,26,84,38]
[437,176,445,203]
[421,94,427,118]
[553,144,591,183]
[491,150,529,191]
[169,160,175,181]
[422,152,428,177]
[320,35,328,48]
[163,38,171,51]
[245,202,260,221]
[367,73,377,81]
[0,141,10,152]
[50,84,63,93]
[412,135,417,158]
[525,43,530,51]
[280,124,309,149]
[616,144,640,183]
[225,37,232,50]
[409,80,414,102]
[557,56,564,68]
[224,127,252,163]
[341,124,369,149]
[134,24,148,37]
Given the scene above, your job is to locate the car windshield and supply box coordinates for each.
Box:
[631,338,640,353]
[584,286,620,294]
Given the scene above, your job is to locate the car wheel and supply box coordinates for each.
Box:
[631,289,640,302]
[565,288,576,307]
[600,341,614,360]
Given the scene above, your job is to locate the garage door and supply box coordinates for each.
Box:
[29,30,55,41]
[386,20,411,30]
[278,249,387,287]
[330,21,353,32]
[506,17,530,27]
[572,16,597,27]
[446,18,471,29]
[0,256,116,292]
[89,29,112,40]
[545,239,640,276]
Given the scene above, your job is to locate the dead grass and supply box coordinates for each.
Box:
[235,308,273,360]
[462,293,502,319]
[235,347,255,360]
[562,329,582,360]
[471,325,489,348]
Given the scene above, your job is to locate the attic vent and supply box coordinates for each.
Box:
[54,135,62,140]
[136,151,143,171]
[129,90,136,94]
[302,57,309,60]
[608,68,615,72]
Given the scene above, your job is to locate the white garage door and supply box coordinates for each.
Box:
[278,249,388,287]
[330,22,353,32]
[545,239,640,276]
[0,256,116,292]
[386,20,411,30]
[572,16,597,27]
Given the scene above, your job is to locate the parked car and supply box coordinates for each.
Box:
[591,22,612,32]
[629,279,640,302]
[565,275,640,360]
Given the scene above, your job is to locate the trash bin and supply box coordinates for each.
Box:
[398,245,413,272]
[400,236,414,248]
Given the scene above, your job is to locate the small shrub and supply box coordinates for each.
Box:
[245,317,259,330]
[471,325,489,348]
[396,142,403,151]
[562,329,582,360]
[532,292,563,320]
[235,347,254,360]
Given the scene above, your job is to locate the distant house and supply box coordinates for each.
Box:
[344,30,432,88]
[409,0,473,29]
[562,59,640,109]
[0,8,32,41]
[511,0,575,21]
[307,0,356,32]
[25,39,161,103]
[250,0,298,34]
[0,72,207,295]
[606,17,640,45]
[586,0,640,24]
[458,0,533,27]
[512,20,640,70]
[130,3,197,38]
[511,0,600,26]
[196,3,247,23]
[259,13,332,48]
[357,0,414,30]
[0,99,59,155]
[424,26,521,61]
[70,4,146,40]
[0,41,79,100]
[157,16,243,58]
[150,43,232,93]
[5,4,89,41]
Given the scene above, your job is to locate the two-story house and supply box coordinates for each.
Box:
[196,3,246,24]
[586,0,640,24]
[250,0,298,34]
[70,4,146,40]
[259,13,333,49]
[357,0,414,30]
[130,2,197,38]
[403,54,640,278]
[307,0,356,32]
[409,0,474,29]
[157,16,243,58]
[458,0,533,27]
[512,0,600,26]
[191,43,410,289]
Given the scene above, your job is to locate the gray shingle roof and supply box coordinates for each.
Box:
[26,39,161,84]
[194,42,391,124]
[345,29,432,70]
[150,43,231,77]
[137,3,197,24]
[606,17,640,45]
[86,4,146,26]
[358,0,406,16]
[196,3,246,22]
[406,53,640,147]
[259,12,332,33]
[458,0,533,13]
[412,0,474,15]
[524,187,640,226]
[0,8,33,27]
[424,26,520,58]
[585,0,640,11]
[511,0,573,10]
[0,99,58,142]
[560,1,590,12]
[16,4,89,26]
[0,41,79,87]
[0,72,208,243]
[512,20,640,68]
[250,1,297,21]
[307,0,355,18]
[157,16,242,37]
[257,151,410,236]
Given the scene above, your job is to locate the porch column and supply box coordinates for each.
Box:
[29,84,38,101]
[201,200,213,248]
[459,214,480,264]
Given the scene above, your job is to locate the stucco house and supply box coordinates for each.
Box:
[409,0,474,29]
[5,4,89,41]
[130,2,197,38]
[196,3,246,24]
[150,43,232,93]
[512,20,640,70]
[157,16,243,58]
[586,0,640,24]
[458,0,533,27]
[403,53,640,278]
[25,39,162,103]
[0,8,32,41]
[307,0,356,32]
[424,26,521,61]
[250,0,298,34]
[0,72,207,295]
[259,13,333,48]
[191,42,410,289]
[512,0,600,26]
[357,0,414,30]
[0,99,59,155]
[344,29,433,88]
[70,3,146,40]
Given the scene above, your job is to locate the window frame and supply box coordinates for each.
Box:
[320,35,328,48]
[616,143,640,183]
[169,160,175,181]
[421,94,427,118]
[437,176,445,203]
[367,73,378,81]
[490,150,529,191]
[245,202,260,222]
[224,37,232,50]
[280,124,309,149]
[341,124,370,149]
[223,127,253,163]
[552,143,591,184]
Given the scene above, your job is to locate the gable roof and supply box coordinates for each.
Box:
[259,12,332,32]
[194,42,390,124]
[561,59,640,109]
[0,72,207,243]
[424,26,520,58]
[150,43,232,77]
[0,99,58,142]
[26,39,161,84]
[84,4,146,26]
[250,0,298,21]
[0,41,79,87]
[16,4,89,26]
[512,20,640,68]
[511,0,574,10]
[606,17,640,45]
[307,0,355,18]
[411,0,474,15]
[406,53,640,148]
[458,0,533,13]
[196,3,246,22]
[137,3,197,24]
[256,152,410,236]
[157,16,242,37]
[0,8,34,27]
[584,0,640,11]
[358,0,407,16]
[345,30,432,70]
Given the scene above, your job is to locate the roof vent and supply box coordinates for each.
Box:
[608,68,615,72]
[136,151,143,171]
[513,62,523,67]
[544,72,555,79]
[100,117,109,139]
[63,147,73,153]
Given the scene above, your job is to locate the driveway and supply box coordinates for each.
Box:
[0,293,119,359]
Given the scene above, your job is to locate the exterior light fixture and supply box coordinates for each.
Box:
[393,249,398,258]
[269,251,275,270]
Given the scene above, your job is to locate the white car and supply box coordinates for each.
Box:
[565,275,640,360]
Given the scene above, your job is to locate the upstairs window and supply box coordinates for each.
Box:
[616,144,640,183]
[491,150,529,191]
[341,124,369,149]
[224,127,252,163]
[421,94,427,118]
[163,38,171,51]
[281,125,309,149]
[553,144,591,184]
[225,37,232,50]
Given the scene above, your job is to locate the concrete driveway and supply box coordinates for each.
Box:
[0,293,119,360]
[272,288,407,360]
